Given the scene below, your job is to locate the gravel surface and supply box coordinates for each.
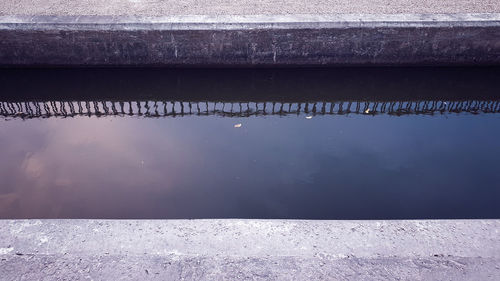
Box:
[1,0,499,16]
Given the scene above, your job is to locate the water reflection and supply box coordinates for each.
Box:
[1,112,499,219]
[1,99,499,119]
[1,67,499,102]
[0,67,499,219]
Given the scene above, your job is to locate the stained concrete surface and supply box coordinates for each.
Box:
[0,0,499,16]
[1,14,499,66]
[1,220,499,280]
[1,0,499,66]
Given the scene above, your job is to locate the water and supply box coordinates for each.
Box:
[0,67,499,219]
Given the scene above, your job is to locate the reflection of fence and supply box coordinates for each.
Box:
[1,100,499,119]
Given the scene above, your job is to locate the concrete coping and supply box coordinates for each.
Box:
[2,219,500,258]
[1,13,500,30]
[1,220,500,279]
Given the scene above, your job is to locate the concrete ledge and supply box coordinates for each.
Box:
[2,14,500,29]
[1,220,499,279]
[1,14,499,66]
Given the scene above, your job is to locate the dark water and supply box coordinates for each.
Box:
[0,67,499,219]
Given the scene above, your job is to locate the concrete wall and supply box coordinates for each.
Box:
[1,14,499,66]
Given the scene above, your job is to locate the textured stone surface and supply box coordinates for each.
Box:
[0,220,499,280]
[1,0,499,16]
[0,14,499,66]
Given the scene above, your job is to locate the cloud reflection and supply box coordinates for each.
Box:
[0,113,499,219]
[0,117,195,218]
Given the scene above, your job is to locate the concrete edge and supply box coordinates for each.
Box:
[1,13,500,30]
[1,13,499,66]
[1,219,499,279]
[1,219,500,258]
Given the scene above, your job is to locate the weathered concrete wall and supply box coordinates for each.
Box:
[1,220,499,280]
[1,14,499,66]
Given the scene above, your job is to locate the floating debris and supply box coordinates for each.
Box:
[305,116,313,119]
[234,123,242,128]
[364,109,370,114]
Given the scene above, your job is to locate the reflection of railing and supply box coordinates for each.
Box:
[1,100,499,119]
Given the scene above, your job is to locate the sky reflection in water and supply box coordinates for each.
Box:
[1,113,499,219]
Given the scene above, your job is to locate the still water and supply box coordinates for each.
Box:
[0,67,499,219]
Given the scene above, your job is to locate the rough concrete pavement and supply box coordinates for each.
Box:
[1,220,500,280]
[1,0,499,16]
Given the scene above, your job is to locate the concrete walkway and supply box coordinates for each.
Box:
[1,0,499,15]
[1,220,499,280]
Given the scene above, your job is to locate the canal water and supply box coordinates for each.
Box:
[0,67,499,219]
